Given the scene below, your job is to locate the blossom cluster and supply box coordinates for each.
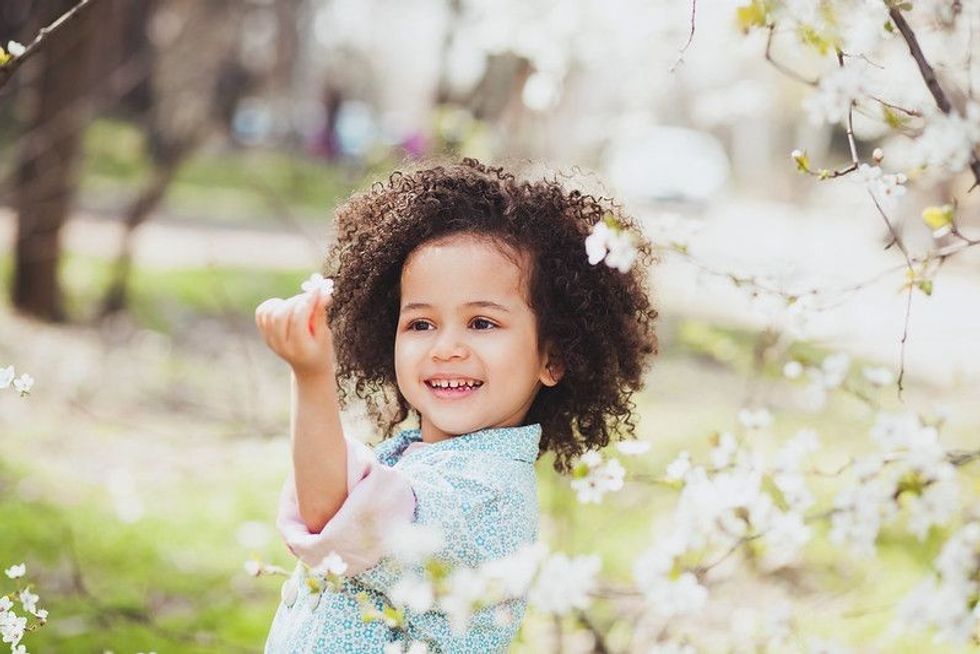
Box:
[569,449,625,504]
[2,563,47,654]
[830,410,961,555]
[897,521,980,643]
[0,41,25,67]
[0,366,33,397]
[584,216,639,273]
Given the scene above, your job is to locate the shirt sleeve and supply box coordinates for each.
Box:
[276,437,416,574]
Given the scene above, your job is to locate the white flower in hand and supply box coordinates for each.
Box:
[301,273,334,295]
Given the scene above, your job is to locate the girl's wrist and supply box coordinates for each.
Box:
[291,366,334,387]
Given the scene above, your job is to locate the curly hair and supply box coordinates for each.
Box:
[324,158,659,472]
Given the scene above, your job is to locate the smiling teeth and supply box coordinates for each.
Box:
[428,379,483,388]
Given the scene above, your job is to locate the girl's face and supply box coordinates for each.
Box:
[395,234,561,443]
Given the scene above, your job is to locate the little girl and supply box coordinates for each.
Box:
[255,158,659,653]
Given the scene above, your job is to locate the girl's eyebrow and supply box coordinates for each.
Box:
[401,300,511,313]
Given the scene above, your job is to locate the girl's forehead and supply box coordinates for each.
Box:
[400,235,534,306]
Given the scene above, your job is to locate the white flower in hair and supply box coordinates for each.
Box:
[585,216,639,273]
[301,272,335,295]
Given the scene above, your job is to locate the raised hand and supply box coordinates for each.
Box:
[255,280,335,380]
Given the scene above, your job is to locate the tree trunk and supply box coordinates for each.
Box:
[11,0,102,321]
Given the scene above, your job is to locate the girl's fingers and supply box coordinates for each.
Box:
[308,287,331,337]
[288,292,316,342]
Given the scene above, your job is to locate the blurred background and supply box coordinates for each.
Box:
[1,0,978,651]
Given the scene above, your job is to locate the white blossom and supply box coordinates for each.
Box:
[571,452,625,504]
[17,590,37,616]
[861,365,894,387]
[853,164,907,211]
[782,360,803,379]
[638,571,708,619]
[300,272,335,295]
[0,610,27,646]
[773,428,821,472]
[0,366,13,389]
[12,373,34,396]
[736,407,772,430]
[759,510,812,570]
[803,65,866,125]
[912,107,980,173]
[243,560,262,577]
[709,432,738,469]
[665,451,691,483]
[6,41,25,57]
[820,352,851,388]
[312,551,348,577]
[4,564,25,580]
[383,523,444,564]
[896,522,979,643]
[390,575,435,613]
[615,439,651,456]
[585,220,639,273]
[528,552,601,615]
[440,567,487,634]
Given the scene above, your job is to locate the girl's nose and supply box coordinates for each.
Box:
[430,327,469,361]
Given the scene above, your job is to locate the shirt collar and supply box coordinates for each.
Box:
[400,423,541,463]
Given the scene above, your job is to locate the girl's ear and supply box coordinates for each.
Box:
[540,345,564,387]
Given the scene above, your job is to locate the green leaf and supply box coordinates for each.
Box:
[762,474,790,511]
[916,279,933,296]
[736,0,771,33]
[921,204,954,231]
[882,106,909,129]
[798,25,834,55]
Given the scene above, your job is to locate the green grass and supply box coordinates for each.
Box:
[0,456,291,653]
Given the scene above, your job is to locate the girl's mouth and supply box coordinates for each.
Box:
[424,379,484,400]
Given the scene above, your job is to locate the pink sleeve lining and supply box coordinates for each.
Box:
[276,437,416,575]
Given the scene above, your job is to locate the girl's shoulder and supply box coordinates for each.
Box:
[371,428,423,466]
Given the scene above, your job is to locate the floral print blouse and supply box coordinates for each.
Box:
[264,423,541,653]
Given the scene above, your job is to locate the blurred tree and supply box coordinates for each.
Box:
[11,0,108,321]
[100,0,247,316]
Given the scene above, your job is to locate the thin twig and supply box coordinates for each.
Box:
[0,0,102,90]
[888,5,980,188]
[669,0,698,73]
[867,192,914,397]
[765,25,818,86]
[577,611,611,654]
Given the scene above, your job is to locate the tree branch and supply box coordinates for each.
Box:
[0,0,102,91]
[765,25,818,86]
[888,5,980,188]
[670,0,698,73]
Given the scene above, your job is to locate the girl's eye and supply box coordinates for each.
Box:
[471,318,497,330]
[407,320,433,331]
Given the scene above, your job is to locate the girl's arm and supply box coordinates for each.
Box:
[256,285,346,533]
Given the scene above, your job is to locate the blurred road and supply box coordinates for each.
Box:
[2,201,979,387]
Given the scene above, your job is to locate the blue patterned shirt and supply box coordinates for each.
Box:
[265,423,541,653]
